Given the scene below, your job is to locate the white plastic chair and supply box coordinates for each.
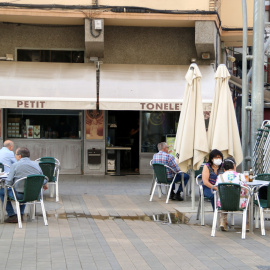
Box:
[35,157,60,202]
[211,183,251,239]
[150,163,185,204]
[254,183,270,235]
[6,174,48,229]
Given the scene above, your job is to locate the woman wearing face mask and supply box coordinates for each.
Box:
[202,149,224,210]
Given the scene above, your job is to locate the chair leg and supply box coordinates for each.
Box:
[49,184,54,198]
[231,213,234,226]
[158,186,162,198]
[15,201,22,229]
[149,182,157,202]
[242,210,247,239]
[149,177,156,195]
[211,209,218,236]
[166,184,173,204]
[196,195,201,220]
[40,200,48,226]
[55,182,59,202]
[255,205,259,229]
[32,204,36,220]
[201,193,205,226]
[260,207,265,236]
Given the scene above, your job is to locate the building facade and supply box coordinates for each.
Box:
[0,0,254,175]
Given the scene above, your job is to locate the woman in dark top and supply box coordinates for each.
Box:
[202,149,224,210]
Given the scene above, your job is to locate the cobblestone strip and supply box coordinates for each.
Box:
[82,195,109,216]
[106,195,145,217]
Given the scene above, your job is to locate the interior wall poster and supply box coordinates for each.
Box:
[86,110,104,140]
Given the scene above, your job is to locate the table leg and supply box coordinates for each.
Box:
[182,173,186,201]
[116,150,121,176]
[249,192,254,233]
[191,170,195,210]
[1,186,7,224]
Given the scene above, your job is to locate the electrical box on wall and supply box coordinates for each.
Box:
[94,20,102,30]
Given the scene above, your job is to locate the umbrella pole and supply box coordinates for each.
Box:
[191,169,195,210]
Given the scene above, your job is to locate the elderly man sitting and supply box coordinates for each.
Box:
[0,140,16,172]
[0,147,48,223]
[152,142,189,201]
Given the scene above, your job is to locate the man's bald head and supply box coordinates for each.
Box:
[3,140,14,151]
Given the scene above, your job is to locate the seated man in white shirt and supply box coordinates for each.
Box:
[0,140,16,172]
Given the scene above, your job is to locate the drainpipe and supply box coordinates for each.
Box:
[241,0,249,171]
[251,0,265,159]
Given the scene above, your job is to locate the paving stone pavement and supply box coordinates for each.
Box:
[1,174,270,269]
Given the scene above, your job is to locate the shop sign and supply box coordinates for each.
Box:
[17,101,46,108]
[140,103,181,111]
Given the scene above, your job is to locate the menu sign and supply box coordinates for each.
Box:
[33,125,40,138]
[27,126,33,138]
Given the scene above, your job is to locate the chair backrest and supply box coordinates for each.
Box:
[21,174,45,203]
[196,174,203,186]
[152,163,169,184]
[39,162,55,182]
[218,183,241,211]
[256,174,270,181]
[0,163,4,172]
[40,157,56,163]
[257,183,270,208]
[195,165,204,178]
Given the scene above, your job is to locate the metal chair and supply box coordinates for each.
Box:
[0,162,10,172]
[35,157,61,168]
[38,161,60,202]
[6,174,48,229]
[196,173,213,225]
[150,163,184,204]
[211,183,251,239]
[254,182,270,235]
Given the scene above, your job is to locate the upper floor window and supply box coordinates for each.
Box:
[17,49,84,63]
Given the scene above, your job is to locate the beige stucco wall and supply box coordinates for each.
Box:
[0,24,214,65]
[0,24,85,57]
[0,0,210,11]
[220,0,254,28]
[104,26,201,65]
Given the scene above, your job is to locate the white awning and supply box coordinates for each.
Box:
[99,64,215,111]
[0,62,96,110]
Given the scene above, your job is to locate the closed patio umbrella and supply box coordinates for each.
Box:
[174,63,209,209]
[208,64,243,165]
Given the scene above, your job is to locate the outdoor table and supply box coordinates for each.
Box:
[106,147,132,176]
[247,180,267,233]
[0,173,9,224]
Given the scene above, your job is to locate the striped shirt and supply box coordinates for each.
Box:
[6,157,43,193]
[152,151,180,179]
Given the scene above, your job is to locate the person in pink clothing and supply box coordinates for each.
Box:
[215,156,248,231]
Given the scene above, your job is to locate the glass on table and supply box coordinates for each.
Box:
[244,171,249,182]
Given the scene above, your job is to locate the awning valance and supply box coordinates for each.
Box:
[0,62,96,110]
[99,64,215,111]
